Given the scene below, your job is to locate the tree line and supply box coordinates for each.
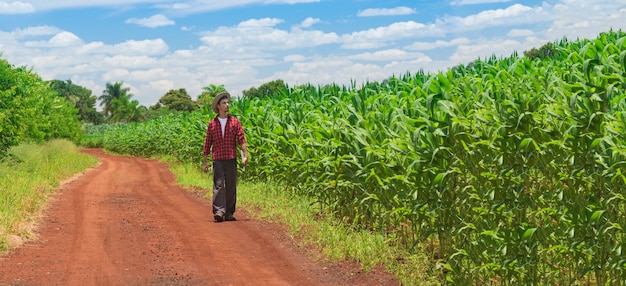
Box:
[0,52,288,155]
[49,79,289,125]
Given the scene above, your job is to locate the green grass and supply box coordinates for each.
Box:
[0,139,98,252]
[165,159,440,286]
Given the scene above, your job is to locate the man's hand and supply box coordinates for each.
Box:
[241,143,249,166]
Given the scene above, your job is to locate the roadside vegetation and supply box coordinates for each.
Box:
[0,139,98,252]
[0,57,83,156]
[1,29,626,285]
[0,56,99,252]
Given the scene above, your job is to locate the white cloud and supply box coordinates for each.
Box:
[76,41,106,54]
[507,29,535,37]
[341,21,443,49]
[24,31,82,47]
[114,39,169,56]
[102,69,131,82]
[0,31,18,52]
[451,0,511,6]
[48,31,82,47]
[103,55,159,69]
[139,79,176,100]
[357,6,416,17]
[0,1,35,14]
[13,26,62,38]
[450,38,522,63]
[239,17,283,28]
[199,18,339,54]
[347,49,429,62]
[171,3,191,9]
[274,58,366,84]
[76,39,169,56]
[406,38,471,51]
[611,8,626,19]
[283,54,306,62]
[272,54,435,90]
[126,68,171,82]
[125,14,175,28]
[297,17,320,28]
[440,4,548,31]
[546,0,626,41]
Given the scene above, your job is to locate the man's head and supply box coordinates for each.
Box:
[212,92,231,113]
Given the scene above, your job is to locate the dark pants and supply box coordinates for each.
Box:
[212,159,237,216]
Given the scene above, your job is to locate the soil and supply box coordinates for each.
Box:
[0,149,400,286]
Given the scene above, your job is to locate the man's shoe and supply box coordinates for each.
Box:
[214,213,224,222]
[225,214,236,221]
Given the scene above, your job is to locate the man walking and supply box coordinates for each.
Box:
[203,92,249,222]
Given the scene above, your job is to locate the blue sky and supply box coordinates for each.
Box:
[1,0,625,108]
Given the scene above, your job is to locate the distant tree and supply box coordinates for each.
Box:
[108,95,145,123]
[198,84,227,106]
[144,104,176,120]
[524,42,558,60]
[48,79,104,124]
[157,88,198,112]
[243,79,287,99]
[99,81,132,117]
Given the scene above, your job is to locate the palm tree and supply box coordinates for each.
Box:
[48,79,102,124]
[49,79,78,104]
[99,81,131,117]
[198,84,227,106]
[109,95,145,123]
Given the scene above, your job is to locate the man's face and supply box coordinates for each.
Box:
[218,98,230,113]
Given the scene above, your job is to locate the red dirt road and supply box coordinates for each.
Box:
[0,149,399,286]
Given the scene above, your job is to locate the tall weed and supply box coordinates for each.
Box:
[0,139,98,252]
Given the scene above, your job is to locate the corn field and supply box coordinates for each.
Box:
[97,30,626,284]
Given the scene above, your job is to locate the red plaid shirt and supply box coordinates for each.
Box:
[203,115,246,160]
